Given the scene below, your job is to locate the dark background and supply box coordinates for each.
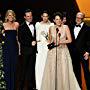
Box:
[0,0,79,23]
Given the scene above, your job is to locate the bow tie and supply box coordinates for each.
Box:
[29,22,33,25]
[75,24,81,27]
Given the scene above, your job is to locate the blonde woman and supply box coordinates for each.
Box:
[2,10,19,90]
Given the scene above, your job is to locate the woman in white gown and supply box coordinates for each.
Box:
[40,12,81,90]
[35,11,54,90]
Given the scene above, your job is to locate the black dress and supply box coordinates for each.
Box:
[2,30,18,90]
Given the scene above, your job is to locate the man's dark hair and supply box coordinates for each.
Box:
[24,9,32,16]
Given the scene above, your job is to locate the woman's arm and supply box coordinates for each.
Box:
[60,25,72,44]
[15,22,19,40]
[48,26,52,44]
[35,22,41,42]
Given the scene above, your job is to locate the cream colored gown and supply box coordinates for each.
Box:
[40,25,81,90]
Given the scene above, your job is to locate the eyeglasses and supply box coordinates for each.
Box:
[76,17,83,19]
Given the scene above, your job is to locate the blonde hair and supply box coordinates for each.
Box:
[77,12,85,19]
[5,10,16,22]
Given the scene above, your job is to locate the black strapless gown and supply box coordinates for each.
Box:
[2,30,18,90]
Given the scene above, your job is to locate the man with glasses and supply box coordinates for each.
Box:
[70,12,90,90]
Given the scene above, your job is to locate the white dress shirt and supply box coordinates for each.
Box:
[26,21,34,36]
[74,22,84,39]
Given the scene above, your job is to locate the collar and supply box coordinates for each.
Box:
[76,22,84,28]
[26,21,33,25]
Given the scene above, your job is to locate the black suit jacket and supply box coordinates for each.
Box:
[70,23,90,56]
[18,21,37,55]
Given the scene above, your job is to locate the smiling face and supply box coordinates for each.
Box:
[7,12,14,22]
[5,10,16,22]
[54,15,62,26]
[24,12,33,22]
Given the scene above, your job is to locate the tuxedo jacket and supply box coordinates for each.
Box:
[18,21,37,55]
[70,23,90,56]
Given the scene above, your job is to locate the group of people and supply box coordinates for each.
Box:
[0,8,90,90]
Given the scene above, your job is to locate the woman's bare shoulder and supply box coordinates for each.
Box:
[49,25,55,30]
[15,22,19,26]
[63,25,69,28]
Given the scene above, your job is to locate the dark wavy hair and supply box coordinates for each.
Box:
[53,12,63,20]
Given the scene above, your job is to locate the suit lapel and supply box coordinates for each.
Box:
[33,25,36,38]
[24,22,33,37]
[71,25,76,41]
[75,23,85,40]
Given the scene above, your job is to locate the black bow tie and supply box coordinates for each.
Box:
[75,24,81,27]
[29,22,33,25]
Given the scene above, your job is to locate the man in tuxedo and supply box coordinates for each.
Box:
[69,12,90,90]
[18,9,37,90]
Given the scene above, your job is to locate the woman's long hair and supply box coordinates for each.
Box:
[5,10,16,22]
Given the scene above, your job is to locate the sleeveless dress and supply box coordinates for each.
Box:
[35,22,54,90]
[40,25,81,90]
[2,30,18,90]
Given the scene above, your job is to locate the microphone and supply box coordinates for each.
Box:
[58,33,61,38]
[47,28,60,50]
[56,28,59,33]
[58,33,61,37]
[56,27,61,38]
